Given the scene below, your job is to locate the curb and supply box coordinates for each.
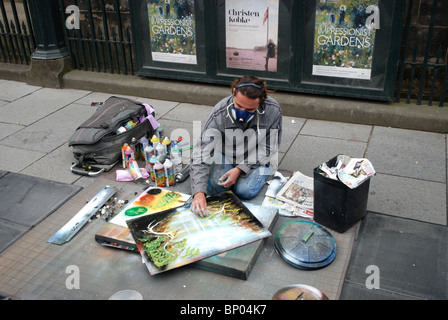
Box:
[1,63,447,133]
[62,70,448,134]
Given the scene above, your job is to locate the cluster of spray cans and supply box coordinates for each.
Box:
[120,126,189,187]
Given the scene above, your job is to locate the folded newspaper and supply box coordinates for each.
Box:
[275,171,314,210]
[319,155,375,189]
[262,171,314,218]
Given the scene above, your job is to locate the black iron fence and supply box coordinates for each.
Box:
[0,0,446,107]
[395,0,447,107]
[0,0,34,65]
[59,0,134,75]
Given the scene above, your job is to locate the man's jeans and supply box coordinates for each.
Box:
[206,153,272,200]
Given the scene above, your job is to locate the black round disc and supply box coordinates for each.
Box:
[274,221,337,270]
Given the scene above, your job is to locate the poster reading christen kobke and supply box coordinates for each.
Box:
[313,0,378,80]
[148,0,197,65]
[225,0,279,72]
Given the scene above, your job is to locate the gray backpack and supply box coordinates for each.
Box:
[68,96,158,174]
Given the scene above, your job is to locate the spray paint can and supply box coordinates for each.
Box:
[163,159,175,186]
[175,163,190,183]
[128,158,143,181]
[121,143,129,168]
[154,161,166,187]
[130,137,141,160]
[155,142,166,158]
[148,155,158,182]
[150,134,159,149]
[171,144,183,174]
[139,136,149,159]
[124,120,137,130]
[116,120,137,134]
[124,145,134,169]
[162,136,171,156]
[116,127,127,134]
[144,144,154,163]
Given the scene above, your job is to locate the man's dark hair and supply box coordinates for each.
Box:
[231,75,269,103]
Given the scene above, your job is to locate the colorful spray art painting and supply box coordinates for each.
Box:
[109,187,190,228]
[95,187,190,249]
[126,191,271,275]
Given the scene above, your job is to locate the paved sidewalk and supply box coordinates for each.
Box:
[0,79,446,300]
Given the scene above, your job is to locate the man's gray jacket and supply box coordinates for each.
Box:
[190,95,282,196]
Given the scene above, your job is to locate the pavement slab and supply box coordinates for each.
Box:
[0,80,40,102]
[341,212,448,300]
[0,103,97,153]
[0,122,25,140]
[0,88,90,126]
[20,143,81,185]
[366,126,446,183]
[0,144,46,172]
[300,119,373,143]
[280,135,368,177]
[367,173,446,225]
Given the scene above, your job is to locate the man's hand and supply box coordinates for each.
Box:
[191,192,208,218]
[218,167,243,188]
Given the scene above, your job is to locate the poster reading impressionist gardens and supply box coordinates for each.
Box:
[225,0,279,72]
[147,0,197,64]
[313,0,378,80]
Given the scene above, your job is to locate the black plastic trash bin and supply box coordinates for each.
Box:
[313,156,370,233]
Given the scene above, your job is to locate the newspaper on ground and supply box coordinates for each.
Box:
[262,171,314,218]
[265,171,287,198]
[262,196,313,218]
[275,171,314,210]
[318,155,375,189]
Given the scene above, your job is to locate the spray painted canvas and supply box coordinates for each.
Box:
[126,191,271,275]
[95,187,190,249]
[109,187,191,227]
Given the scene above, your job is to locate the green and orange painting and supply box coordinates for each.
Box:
[110,187,190,227]
[126,192,271,275]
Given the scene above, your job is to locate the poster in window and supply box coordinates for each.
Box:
[147,0,197,65]
[312,0,379,80]
[225,0,279,72]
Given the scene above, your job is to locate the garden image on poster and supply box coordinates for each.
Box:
[126,192,271,275]
[225,0,279,72]
[147,0,197,64]
[312,0,378,80]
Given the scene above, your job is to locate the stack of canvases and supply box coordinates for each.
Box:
[95,187,274,277]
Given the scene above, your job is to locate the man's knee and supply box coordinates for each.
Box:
[233,180,262,200]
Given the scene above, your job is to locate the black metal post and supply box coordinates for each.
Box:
[25,0,71,88]
[28,0,68,60]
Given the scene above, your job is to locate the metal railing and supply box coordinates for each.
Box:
[58,0,134,75]
[395,0,447,107]
[0,0,34,65]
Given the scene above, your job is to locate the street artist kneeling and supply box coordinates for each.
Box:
[189,75,283,217]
